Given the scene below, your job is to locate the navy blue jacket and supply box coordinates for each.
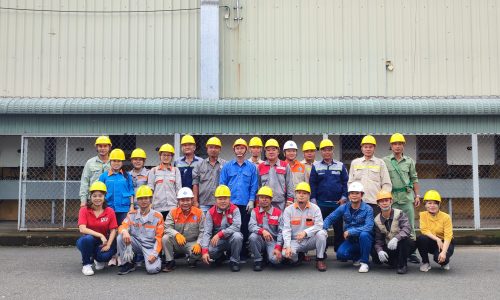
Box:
[309,160,349,208]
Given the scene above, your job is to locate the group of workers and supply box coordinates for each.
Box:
[76,134,454,276]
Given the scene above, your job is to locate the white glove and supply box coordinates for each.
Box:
[246,201,254,212]
[123,244,134,263]
[387,237,399,250]
[378,251,389,263]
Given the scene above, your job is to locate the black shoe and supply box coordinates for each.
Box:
[397,265,408,274]
[253,261,263,272]
[408,254,421,264]
[188,259,198,268]
[118,262,136,275]
[231,262,240,272]
[162,260,176,272]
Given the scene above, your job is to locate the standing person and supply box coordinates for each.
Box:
[323,182,374,273]
[147,143,182,220]
[283,140,306,186]
[201,185,244,272]
[383,133,421,264]
[282,182,328,272]
[309,138,349,253]
[76,181,117,276]
[258,139,295,210]
[301,141,317,183]
[219,138,258,262]
[248,186,284,271]
[162,187,205,272]
[248,136,264,166]
[374,191,415,274]
[98,149,134,226]
[348,135,392,215]
[192,137,226,213]
[116,185,164,275]
[175,134,202,189]
[79,136,112,208]
[129,148,149,207]
[417,190,454,272]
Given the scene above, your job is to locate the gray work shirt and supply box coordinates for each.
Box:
[192,157,226,206]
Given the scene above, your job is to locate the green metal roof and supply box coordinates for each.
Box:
[1,97,500,135]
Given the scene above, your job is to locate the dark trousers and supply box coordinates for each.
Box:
[384,238,416,268]
[115,212,128,227]
[367,203,382,263]
[237,205,250,259]
[417,235,454,265]
[160,210,170,221]
[320,206,344,252]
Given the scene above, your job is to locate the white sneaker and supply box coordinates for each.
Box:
[420,263,431,272]
[94,260,105,270]
[353,260,361,267]
[82,264,94,276]
[358,263,369,273]
[108,256,117,266]
[441,263,450,270]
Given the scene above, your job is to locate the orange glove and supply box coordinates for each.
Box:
[175,233,187,246]
[192,243,202,255]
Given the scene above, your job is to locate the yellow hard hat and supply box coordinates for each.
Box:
[89,181,107,193]
[136,185,153,199]
[361,135,377,146]
[159,143,175,154]
[95,136,112,146]
[295,182,311,193]
[390,133,406,144]
[265,139,280,149]
[423,190,442,203]
[109,148,126,161]
[249,137,264,147]
[214,185,231,198]
[232,138,248,148]
[319,139,334,149]
[130,148,147,159]
[257,186,273,198]
[181,135,196,145]
[206,137,222,147]
[302,141,316,152]
[376,190,393,201]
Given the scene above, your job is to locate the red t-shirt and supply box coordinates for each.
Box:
[78,207,118,237]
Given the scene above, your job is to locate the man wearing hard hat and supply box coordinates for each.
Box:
[248,137,264,166]
[175,134,202,189]
[301,141,318,182]
[283,140,307,186]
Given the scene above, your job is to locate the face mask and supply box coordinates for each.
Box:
[381,206,391,212]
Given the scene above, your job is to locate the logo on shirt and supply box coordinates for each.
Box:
[100,217,108,222]
[227,214,233,219]
[193,216,197,221]
[269,216,279,220]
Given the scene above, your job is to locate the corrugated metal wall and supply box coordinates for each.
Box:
[220,0,500,97]
[0,0,199,98]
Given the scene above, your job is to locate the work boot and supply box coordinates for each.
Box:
[230,262,240,272]
[188,259,198,269]
[253,261,263,272]
[316,260,327,272]
[408,253,421,264]
[162,260,176,272]
[397,265,408,274]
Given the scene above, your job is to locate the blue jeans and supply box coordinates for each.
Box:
[76,234,116,266]
[336,231,373,264]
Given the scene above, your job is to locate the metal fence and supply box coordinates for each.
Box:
[15,134,500,230]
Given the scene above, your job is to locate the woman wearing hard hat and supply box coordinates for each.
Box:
[76,181,118,276]
[417,190,454,272]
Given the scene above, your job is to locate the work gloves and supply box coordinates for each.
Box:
[175,233,187,246]
[246,201,255,212]
[123,244,134,263]
[387,237,399,250]
[378,251,389,263]
[192,243,202,255]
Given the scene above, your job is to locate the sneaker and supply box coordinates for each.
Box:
[82,264,94,276]
[397,265,408,274]
[108,256,117,267]
[94,260,105,271]
[420,263,431,272]
[441,263,450,270]
[353,260,361,267]
[162,260,176,273]
[358,263,369,273]
[231,262,240,272]
[253,261,263,272]
[118,262,136,275]
[408,253,421,264]
[316,260,327,272]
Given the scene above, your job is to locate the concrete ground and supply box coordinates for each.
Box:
[0,246,499,300]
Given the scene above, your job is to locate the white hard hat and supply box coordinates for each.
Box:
[348,182,364,193]
[283,140,298,150]
[177,187,194,199]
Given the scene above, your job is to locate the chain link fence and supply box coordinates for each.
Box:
[13,134,500,230]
